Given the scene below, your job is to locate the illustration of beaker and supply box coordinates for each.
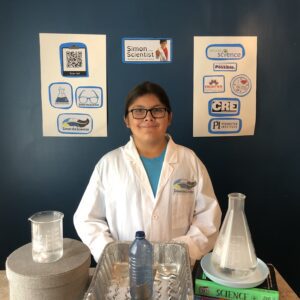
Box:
[56,87,69,104]
[211,193,257,279]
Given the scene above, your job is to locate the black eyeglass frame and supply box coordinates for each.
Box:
[127,107,170,119]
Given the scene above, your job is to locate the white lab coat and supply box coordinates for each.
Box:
[74,136,221,263]
[156,47,167,61]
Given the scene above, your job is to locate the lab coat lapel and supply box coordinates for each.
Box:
[124,137,154,199]
[131,160,154,198]
[155,137,178,200]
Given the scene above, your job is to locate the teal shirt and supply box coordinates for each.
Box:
[140,148,166,197]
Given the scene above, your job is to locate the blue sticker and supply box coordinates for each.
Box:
[60,42,88,77]
[49,82,73,109]
[75,86,103,108]
[208,118,242,134]
[57,113,93,134]
[206,44,245,60]
[208,98,240,116]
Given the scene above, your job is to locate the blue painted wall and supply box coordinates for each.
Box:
[1,0,299,294]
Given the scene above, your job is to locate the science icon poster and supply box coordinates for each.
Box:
[39,33,107,137]
[193,36,257,137]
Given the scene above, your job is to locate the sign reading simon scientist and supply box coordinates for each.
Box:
[122,38,172,63]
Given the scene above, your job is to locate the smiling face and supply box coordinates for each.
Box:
[124,93,172,149]
[160,41,167,49]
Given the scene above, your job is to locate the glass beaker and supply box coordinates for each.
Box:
[211,193,257,279]
[28,211,64,263]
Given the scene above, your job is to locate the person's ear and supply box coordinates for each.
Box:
[168,112,173,126]
[124,116,130,128]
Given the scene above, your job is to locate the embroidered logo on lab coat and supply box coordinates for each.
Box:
[173,179,197,193]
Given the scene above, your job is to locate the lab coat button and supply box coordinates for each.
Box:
[153,214,159,220]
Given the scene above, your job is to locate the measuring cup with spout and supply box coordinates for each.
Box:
[28,211,64,263]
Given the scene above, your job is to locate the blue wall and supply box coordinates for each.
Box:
[1,0,299,294]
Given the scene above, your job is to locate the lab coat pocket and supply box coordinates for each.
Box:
[171,193,194,237]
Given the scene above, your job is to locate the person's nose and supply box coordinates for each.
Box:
[144,110,154,121]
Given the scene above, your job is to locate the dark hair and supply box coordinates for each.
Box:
[160,39,167,44]
[124,81,172,117]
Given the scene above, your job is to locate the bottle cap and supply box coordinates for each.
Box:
[135,231,145,238]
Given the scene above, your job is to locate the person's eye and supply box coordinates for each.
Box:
[134,109,146,114]
[153,108,165,113]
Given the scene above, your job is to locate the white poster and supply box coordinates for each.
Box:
[193,36,257,137]
[40,33,107,137]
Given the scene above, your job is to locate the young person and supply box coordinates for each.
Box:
[155,40,169,61]
[74,81,221,263]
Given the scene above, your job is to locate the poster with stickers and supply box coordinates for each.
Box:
[193,36,257,137]
[39,33,107,137]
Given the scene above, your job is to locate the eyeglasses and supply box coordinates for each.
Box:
[128,107,169,119]
[78,89,99,104]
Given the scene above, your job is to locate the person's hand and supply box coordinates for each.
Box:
[155,49,160,58]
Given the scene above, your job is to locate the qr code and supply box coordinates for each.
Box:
[66,50,83,68]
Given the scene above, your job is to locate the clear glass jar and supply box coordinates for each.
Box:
[211,193,257,279]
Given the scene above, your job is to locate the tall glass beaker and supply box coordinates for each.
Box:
[211,193,257,279]
[29,211,64,263]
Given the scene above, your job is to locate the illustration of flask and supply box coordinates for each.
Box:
[211,193,257,279]
[55,87,69,104]
[129,231,153,300]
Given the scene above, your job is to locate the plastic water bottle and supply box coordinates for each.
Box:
[129,231,153,300]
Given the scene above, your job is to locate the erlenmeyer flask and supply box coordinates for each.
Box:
[211,193,257,279]
[56,87,69,103]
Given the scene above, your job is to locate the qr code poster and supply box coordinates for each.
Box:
[39,33,107,137]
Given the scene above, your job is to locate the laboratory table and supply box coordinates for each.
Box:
[0,267,298,299]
